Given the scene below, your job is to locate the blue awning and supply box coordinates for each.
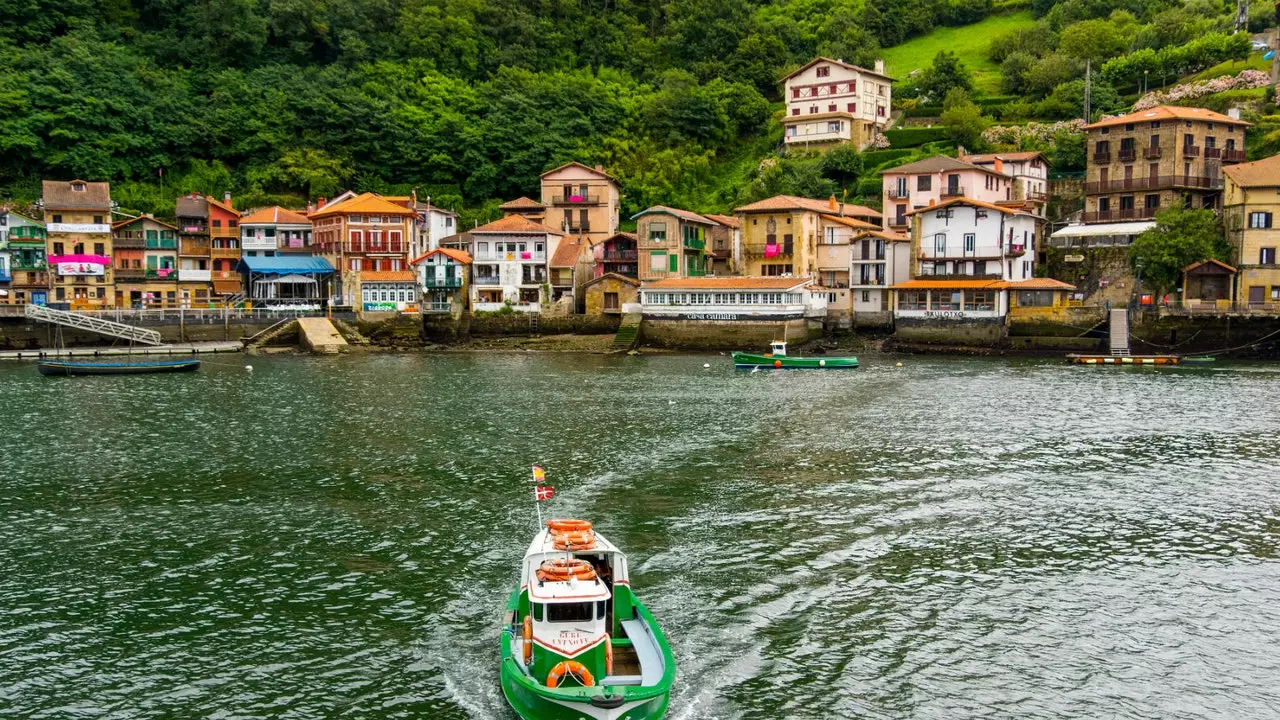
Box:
[238,255,335,275]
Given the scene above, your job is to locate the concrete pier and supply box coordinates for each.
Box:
[0,341,243,360]
[296,318,348,354]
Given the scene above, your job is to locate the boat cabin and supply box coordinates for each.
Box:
[769,341,787,357]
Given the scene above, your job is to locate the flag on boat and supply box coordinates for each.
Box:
[532,465,546,482]
[535,486,554,501]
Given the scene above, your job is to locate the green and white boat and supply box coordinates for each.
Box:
[500,519,675,720]
[732,341,858,369]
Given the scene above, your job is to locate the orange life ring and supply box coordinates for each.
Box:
[605,636,613,676]
[536,558,597,582]
[551,531,596,550]
[547,519,593,533]
[546,660,595,688]
[522,616,533,665]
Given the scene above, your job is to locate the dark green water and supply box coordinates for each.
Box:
[3,353,1280,719]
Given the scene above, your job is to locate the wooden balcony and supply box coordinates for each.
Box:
[1182,144,1200,157]
[180,239,210,256]
[1092,151,1111,164]
[940,186,965,198]
[1118,148,1137,162]
[1205,147,1222,159]
[210,226,239,239]
[1143,146,1162,159]
[423,276,463,289]
[601,251,638,262]
[1222,149,1247,163]
[550,195,601,206]
[1083,208,1160,223]
[210,246,241,260]
[1084,175,1222,194]
[347,241,406,254]
[744,242,795,256]
[113,235,145,249]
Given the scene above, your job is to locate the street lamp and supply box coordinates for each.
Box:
[1143,70,1148,94]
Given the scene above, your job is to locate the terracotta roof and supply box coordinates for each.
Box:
[410,247,473,265]
[206,196,237,215]
[240,206,312,226]
[438,231,472,247]
[642,276,810,291]
[311,192,417,218]
[175,196,208,218]
[112,216,178,231]
[781,56,894,82]
[472,214,564,235]
[892,279,1011,290]
[703,214,740,228]
[1009,278,1076,290]
[734,195,882,218]
[584,272,641,288]
[539,161,618,182]
[821,214,880,230]
[905,197,1038,217]
[499,196,546,210]
[361,270,417,283]
[601,232,638,243]
[880,155,1002,177]
[1085,105,1251,130]
[1222,153,1280,188]
[960,151,1048,165]
[854,229,910,242]
[550,238,583,267]
[1182,258,1237,274]
[42,180,111,211]
[631,205,716,225]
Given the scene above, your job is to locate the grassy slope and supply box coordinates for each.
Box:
[879,11,1035,94]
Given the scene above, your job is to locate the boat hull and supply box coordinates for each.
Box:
[37,359,202,376]
[500,670,669,720]
[732,351,858,369]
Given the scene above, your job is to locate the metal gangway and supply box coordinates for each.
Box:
[1109,308,1130,356]
[24,304,163,346]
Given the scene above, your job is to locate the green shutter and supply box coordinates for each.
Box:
[147,255,158,269]
[669,253,678,272]
[146,230,157,240]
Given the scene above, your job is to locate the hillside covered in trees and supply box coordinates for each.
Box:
[0,0,1267,222]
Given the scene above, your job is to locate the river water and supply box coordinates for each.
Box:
[2,353,1279,719]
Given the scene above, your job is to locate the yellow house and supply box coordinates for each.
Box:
[732,195,881,279]
[1223,154,1280,306]
[1007,277,1078,320]
[42,179,114,308]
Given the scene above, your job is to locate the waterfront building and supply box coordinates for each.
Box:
[733,194,881,279]
[638,276,828,347]
[207,193,242,298]
[959,151,1050,211]
[539,162,620,246]
[498,196,548,225]
[549,237,584,306]
[469,214,563,312]
[593,233,639,279]
[780,57,893,151]
[311,192,419,307]
[111,216,179,308]
[703,214,741,275]
[359,270,419,313]
[42,180,113,309]
[438,231,472,252]
[384,195,456,257]
[241,255,335,307]
[633,206,715,281]
[880,156,1016,232]
[412,247,471,315]
[813,213,884,321]
[1007,277,1079,321]
[1,210,47,305]
[1180,259,1237,307]
[582,272,640,315]
[239,206,314,258]
[1222,153,1280,306]
[176,195,213,306]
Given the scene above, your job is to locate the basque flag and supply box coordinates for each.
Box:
[536,486,555,501]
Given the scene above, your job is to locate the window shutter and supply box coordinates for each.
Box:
[669,253,678,272]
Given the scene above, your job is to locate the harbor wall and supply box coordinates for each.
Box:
[892,317,1006,346]
[640,317,821,350]
[0,316,280,349]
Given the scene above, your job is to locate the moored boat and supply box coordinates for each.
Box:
[500,518,675,720]
[37,358,202,376]
[732,341,858,369]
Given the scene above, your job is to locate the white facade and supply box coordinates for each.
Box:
[241,223,312,256]
[639,281,827,320]
[961,153,1050,206]
[881,159,1013,230]
[470,232,559,311]
[913,202,1039,282]
[415,206,457,256]
[782,58,892,150]
[893,283,1010,319]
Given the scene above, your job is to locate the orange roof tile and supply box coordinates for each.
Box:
[905,197,1038,217]
[631,205,716,225]
[550,238,583,267]
[1009,278,1076,290]
[642,276,811,291]
[361,270,417,283]
[472,214,564,235]
[1085,105,1251,130]
[499,196,546,210]
[112,216,178,231]
[734,195,882,218]
[854,229,910,242]
[240,206,312,226]
[410,247,473,265]
[583,272,641,288]
[311,192,417,218]
[821,214,880,230]
[703,214,740,228]
[539,161,618,182]
[1222,153,1280,188]
[891,279,1011,290]
[960,151,1048,164]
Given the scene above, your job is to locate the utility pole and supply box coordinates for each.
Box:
[1084,60,1091,123]
[1236,0,1249,32]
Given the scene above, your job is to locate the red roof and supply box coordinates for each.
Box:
[703,214,740,228]
[539,161,618,182]
[1085,105,1251,130]
[498,196,546,210]
[631,205,716,225]
[240,206,312,226]
[550,238,583,267]
[410,247,473,265]
[311,192,417,218]
[472,214,564,235]
[905,197,1038,217]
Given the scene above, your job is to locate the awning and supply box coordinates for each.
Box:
[1051,222,1155,238]
[891,279,1010,290]
[254,273,318,285]
[239,255,335,275]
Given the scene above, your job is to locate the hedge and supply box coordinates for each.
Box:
[884,127,952,147]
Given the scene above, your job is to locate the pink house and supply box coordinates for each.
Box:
[880,156,1015,231]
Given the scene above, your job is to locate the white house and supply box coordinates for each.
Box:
[469,214,563,312]
[781,57,893,150]
[239,206,314,258]
[417,202,457,255]
[639,277,827,320]
[960,151,1050,211]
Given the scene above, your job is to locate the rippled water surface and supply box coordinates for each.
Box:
[2,353,1279,719]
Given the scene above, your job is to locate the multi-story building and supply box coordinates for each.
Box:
[633,206,715,281]
[959,151,1050,211]
[703,214,741,275]
[733,195,881,279]
[1223,154,1280,306]
[781,57,893,150]
[814,212,910,320]
[311,192,419,307]
[412,247,471,315]
[1,210,47,305]
[0,216,8,297]
[239,206,314,257]
[1083,105,1250,224]
[468,214,562,311]
[593,233,639,279]
[176,195,213,306]
[549,238,584,305]
[880,156,1015,231]
[206,193,242,298]
[112,216,179,308]
[42,180,113,309]
[539,162,620,246]
[384,195,456,257]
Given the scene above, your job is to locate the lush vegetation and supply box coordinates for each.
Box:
[1129,208,1229,297]
[879,11,1036,94]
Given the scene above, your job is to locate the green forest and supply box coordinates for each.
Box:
[0,0,1268,223]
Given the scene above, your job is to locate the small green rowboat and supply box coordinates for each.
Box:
[732,341,858,369]
[500,520,675,720]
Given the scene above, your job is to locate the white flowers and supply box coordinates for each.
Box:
[1132,70,1271,111]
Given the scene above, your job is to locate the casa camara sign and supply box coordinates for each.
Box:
[55,261,106,277]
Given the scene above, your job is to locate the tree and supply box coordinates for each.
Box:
[1000,52,1036,95]
[919,50,973,102]
[1058,19,1127,65]
[1128,208,1229,297]
[940,94,989,149]
[245,148,352,198]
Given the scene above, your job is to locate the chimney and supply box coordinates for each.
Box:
[595,164,604,172]
[873,59,885,74]
[994,157,1004,174]
[928,198,936,207]
[1229,107,1242,120]
[317,197,327,209]
[223,190,232,207]
[828,194,838,211]
[957,145,966,158]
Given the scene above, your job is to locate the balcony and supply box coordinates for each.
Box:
[601,251,638,262]
[940,185,965,198]
[210,246,241,259]
[565,223,592,233]
[423,276,463,289]
[12,259,46,271]
[178,268,212,282]
[115,267,145,281]
[889,216,908,229]
[179,223,208,235]
[551,194,600,206]
[1082,208,1160,223]
[1143,146,1162,159]
[473,275,502,286]
[1205,147,1222,159]
[422,301,454,313]
[146,268,178,280]
[887,187,909,200]
[1092,151,1112,164]
[146,237,178,250]
[1182,144,1200,157]
[1083,175,1223,193]
[744,242,795,256]
[1005,244,1026,257]
[1118,148,1137,162]
[1223,149,1247,163]
[210,226,239,239]
[474,251,545,263]
[1026,191,1048,203]
[180,239,210,256]
[347,241,406,255]
[212,273,242,294]
[114,234,145,249]
[684,237,705,251]
[9,227,46,241]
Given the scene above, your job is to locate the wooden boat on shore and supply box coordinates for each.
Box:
[732,341,858,369]
[501,518,675,720]
[37,358,201,376]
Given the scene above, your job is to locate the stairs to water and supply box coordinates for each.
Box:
[610,313,642,352]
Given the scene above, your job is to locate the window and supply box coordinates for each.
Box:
[828,104,837,113]
[917,176,931,191]
[1261,248,1276,265]
[816,66,829,78]
[847,103,856,113]
[791,108,799,116]
[649,251,667,272]
[964,234,975,253]
[1250,212,1273,229]
[1145,194,1159,210]
[649,221,667,242]
[934,233,946,254]
[1125,123,1134,131]
[965,290,996,311]
[1151,121,1161,128]
[53,214,62,223]
[791,87,800,99]
[810,105,818,114]
[212,219,222,228]
[93,243,104,255]
[877,106,885,117]
[228,220,238,228]
[827,121,841,133]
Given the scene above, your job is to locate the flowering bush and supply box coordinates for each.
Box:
[982,119,1085,146]
[1133,70,1271,110]
[869,131,892,149]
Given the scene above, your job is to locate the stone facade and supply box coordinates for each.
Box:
[583,273,639,315]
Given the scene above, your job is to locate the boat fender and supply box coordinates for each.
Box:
[590,693,625,709]
[774,360,781,368]
[819,359,826,367]
[605,636,613,676]
[547,660,595,688]
[522,616,533,665]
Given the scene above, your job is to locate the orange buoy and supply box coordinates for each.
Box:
[774,360,782,368]
[547,660,595,688]
[536,558,597,582]
[605,636,614,676]
[551,530,597,550]
[547,519,593,533]
[522,616,533,665]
